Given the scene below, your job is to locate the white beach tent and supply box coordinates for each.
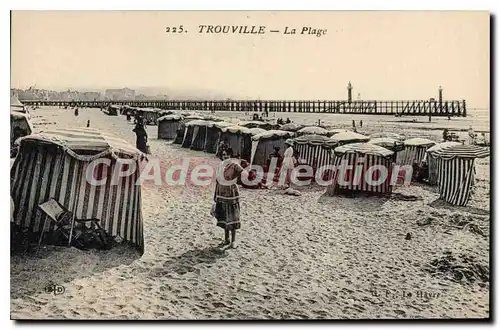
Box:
[279,123,305,132]
[11,111,34,147]
[250,130,295,166]
[326,143,395,196]
[10,128,145,251]
[293,134,338,169]
[397,138,436,166]
[424,141,462,186]
[11,95,28,114]
[436,144,489,206]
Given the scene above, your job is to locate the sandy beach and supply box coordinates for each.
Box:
[10,107,490,319]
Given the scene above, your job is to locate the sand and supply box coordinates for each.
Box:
[10,107,490,319]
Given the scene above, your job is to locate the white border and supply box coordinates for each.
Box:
[2,1,497,329]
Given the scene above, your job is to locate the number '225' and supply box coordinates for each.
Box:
[166,26,185,33]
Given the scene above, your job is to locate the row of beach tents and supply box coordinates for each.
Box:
[151,109,489,207]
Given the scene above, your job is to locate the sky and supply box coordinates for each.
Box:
[11,11,490,108]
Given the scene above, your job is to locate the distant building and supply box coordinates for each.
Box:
[105,88,135,101]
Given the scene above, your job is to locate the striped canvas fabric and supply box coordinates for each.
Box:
[425,142,461,186]
[181,126,195,148]
[294,135,337,169]
[438,157,476,206]
[191,125,208,150]
[326,143,394,196]
[396,145,432,166]
[11,133,144,250]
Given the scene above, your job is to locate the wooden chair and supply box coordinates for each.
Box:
[38,198,107,249]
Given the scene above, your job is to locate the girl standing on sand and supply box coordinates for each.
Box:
[213,148,248,248]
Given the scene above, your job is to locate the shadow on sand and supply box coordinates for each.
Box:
[428,199,490,216]
[150,246,228,277]
[10,244,141,300]
[317,193,391,212]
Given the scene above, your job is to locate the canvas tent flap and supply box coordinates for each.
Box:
[437,145,490,160]
[20,128,142,161]
[158,114,182,122]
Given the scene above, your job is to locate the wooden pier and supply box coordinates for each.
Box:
[20,99,467,117]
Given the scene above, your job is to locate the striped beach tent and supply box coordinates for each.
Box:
[239,120,276,130]
[326,143,395,196]
[330,131,370,145]
[157,114,182,140]
[425,141,461,186]
[10,128,145,251]
[181,120,206,148]
[369,132,405,141]
[250,130,295,166]
[436,145,489,206]
[217,125,254,160]
[297,126,329,137]
[293,134,338,170]
[397,138,436,166]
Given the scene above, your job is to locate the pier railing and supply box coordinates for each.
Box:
[19,99,467,117]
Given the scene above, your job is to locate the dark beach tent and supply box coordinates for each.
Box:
[157,114,182,140]
[137,108,160,125]
[11,111,34,147]
[330,131,370,145]
[436,144,489,206]
[10,128,145,251]
[296,126,329,137]
[397,138,436,166]
[205,121,233,153]
[250,130,295,166]
[279,123,305,132]
[181,120,207,148]
[369,132,405,141]
[104,105,120,116]
[326,143,395,196]
[425,142,462,186]
[369,137,405,153]
[293,134,338,170]
[190,120,216,151]
[173,116,203,145]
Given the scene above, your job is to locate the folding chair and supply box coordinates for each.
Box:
[38,198,107,250]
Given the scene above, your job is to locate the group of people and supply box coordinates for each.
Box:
[276,118,292,125]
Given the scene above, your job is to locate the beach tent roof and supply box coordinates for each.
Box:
[436,144,490,159]
[18,128,141,159]
[252,130,294,141]
[368,137,406,152]
[327,128,351,135]
[158,114,182,122]
[334,142,394,158]
[185,120,214,127]
[404,137,436,147]
[10,95,24,108]
[426,141,462,155]
[212,121,235,129]
[330,131,370,143]
[247,128,267,136]
[297,126,329,136]
[11,111,34,136]
[221,125,251,134]
[370,132,405,140]
[279,123,305,132]
[183,115,204,120]
[294,134,339,148]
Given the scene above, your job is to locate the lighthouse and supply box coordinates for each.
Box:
[347,81,353,103]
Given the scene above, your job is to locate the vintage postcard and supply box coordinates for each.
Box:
[10,11,490,320]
